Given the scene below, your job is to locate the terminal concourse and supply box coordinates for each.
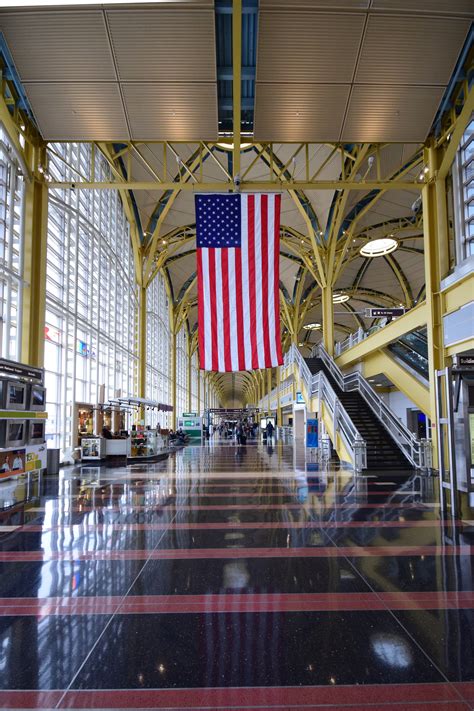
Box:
[0,1,473,710]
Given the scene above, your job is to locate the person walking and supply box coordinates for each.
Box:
[266,420,275,445]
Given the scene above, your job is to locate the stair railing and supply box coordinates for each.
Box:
[286,344,367,470]
[314,344,430,468]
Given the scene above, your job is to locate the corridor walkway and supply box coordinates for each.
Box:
[0,442,472,709]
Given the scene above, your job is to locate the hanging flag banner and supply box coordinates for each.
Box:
[195,193,283,372]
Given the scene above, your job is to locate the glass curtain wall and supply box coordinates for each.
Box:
[0,126,25,361]
[145,270,171,428]
[453,116,474,262]
[44,143,139,454]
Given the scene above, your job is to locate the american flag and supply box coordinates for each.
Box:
[195,193,283,372]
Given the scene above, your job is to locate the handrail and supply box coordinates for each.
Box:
[315,344,430,468]
[286,344,367,470]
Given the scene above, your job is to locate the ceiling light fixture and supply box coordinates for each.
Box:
[2,0,185,5]
[303,323,321,330]
[333,293,349,304]
[360,237,398,258]
[216,142,252,151]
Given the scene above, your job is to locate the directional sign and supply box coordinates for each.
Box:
[365,308,405,318]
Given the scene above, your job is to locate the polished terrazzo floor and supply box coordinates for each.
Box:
[0,439,473,709]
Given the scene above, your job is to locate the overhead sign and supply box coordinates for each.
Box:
[453,355,474,370]
[365,308,405,318]
[0,358,43,383]
[182,412,197,417]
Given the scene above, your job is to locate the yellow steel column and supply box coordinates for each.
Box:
[267,367,272,416]
[422,145,450,467]
[138,285,147,399]
[21,141,48,367]
[276,366,282,426]
[196,367,200,415]
[322,286,334,356]
[171,328,177,430]
[232,0,242,182]
[187,337,192,413]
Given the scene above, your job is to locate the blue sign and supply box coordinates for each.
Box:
[296,391,305,404]
[306,419,318,448]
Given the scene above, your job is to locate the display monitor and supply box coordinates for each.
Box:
[5,420,26,448]
[2,380,27,410]
[28,420,45,445]
[29,385,46,411]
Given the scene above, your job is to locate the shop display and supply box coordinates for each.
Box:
[81,437,105,460]
[0,358,47,480]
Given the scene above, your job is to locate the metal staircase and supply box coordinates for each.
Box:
[309,345,431,469]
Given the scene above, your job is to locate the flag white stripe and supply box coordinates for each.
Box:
[228,247,239,371]
[241,194,252,370]
[254,196,266,369]
[202,248,212,371]
[214,248,225,371]
[268,194,278,366]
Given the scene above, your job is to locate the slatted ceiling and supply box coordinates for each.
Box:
[106,9,216,81]
[341,85,445,143]
[0,11,115,81]
[259,1,370,7]
[254,84,350,142]
[257,12,365,83]
[122,83,218,141]
[22,83,129,141]
[371,0,474,15]
[356,15,470,85]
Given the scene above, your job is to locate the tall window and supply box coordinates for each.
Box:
[45,143,138,454]
[146,270,171,428]
[176,327,188,417]
[0,127,25,361]
[453,114,474,262]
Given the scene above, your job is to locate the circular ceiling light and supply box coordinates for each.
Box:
[216,142,253,151]
[360,238,398,257]
[303,322,321,330]
[333,293,350,304]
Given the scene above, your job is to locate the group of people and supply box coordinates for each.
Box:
[1,451,24,474]
[203,419,275,446]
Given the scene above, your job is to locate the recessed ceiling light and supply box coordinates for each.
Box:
[303,323,321,330]
[360,238,398,258]
[333,293,349,304]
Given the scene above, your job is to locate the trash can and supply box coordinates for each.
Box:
[47,448,60,475]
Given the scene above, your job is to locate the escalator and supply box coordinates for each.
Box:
[387,328,428,381]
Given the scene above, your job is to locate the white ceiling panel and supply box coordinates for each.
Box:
[23,83,129,141]
[371,0,474,15]
[257,11,366,83]
[106,8,216,81]
[341,85,445,143]
[0,11,115,80]
[122,83,217,141]
[254,84,350,142]
[356,14,471,85]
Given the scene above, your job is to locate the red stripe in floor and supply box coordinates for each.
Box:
[28,502,440,512]
[0,683,465,709]
[6,682,461,709]
[0,544,471,562]
[0,591,473,616]
[13,519,454,534]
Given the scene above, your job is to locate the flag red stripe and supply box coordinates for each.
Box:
[274,195,282,364]
[196,248,205,368]
[221,249,232,372]
[208,249,218,371]
[261,195,271,368]
[235,246,245,371]
[248,196,258,369]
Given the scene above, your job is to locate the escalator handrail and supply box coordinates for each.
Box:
[314,344,424,468]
